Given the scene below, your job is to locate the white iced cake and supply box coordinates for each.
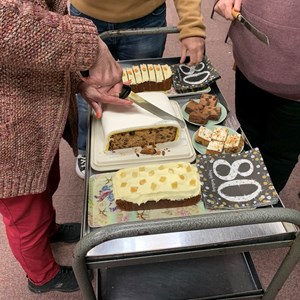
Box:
[101,92,181,151]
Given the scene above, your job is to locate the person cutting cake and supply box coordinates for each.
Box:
[0,0,132,294]
[69,0,207,179]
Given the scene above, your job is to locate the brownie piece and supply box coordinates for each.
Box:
[203,106,221,120]
[185,100,204,114]
[188,110,208,125]
[199,93,218,107]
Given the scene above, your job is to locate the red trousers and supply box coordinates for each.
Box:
[0,152,61,285]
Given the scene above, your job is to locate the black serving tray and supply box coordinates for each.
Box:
[119,56,220,98]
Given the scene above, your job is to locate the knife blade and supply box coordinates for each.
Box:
[119,85,186,128]
[232,9,269,46]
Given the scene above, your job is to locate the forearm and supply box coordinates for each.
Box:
[174,0,206,40]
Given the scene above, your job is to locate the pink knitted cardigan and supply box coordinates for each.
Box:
[0,0,99,198]
[229,0,300,101]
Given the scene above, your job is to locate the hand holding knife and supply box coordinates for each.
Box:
[231,8,269,45]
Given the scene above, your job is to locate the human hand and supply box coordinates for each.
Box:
[214,0,242,21]
[214,0,242,20]
[180,36,205,65]
[79,81,133,118]
[81,39,123,88]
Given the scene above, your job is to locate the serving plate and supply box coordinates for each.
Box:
[181,101,227,126]
[192,125,244,154]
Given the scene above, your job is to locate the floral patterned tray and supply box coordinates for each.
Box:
[88,171,207,228]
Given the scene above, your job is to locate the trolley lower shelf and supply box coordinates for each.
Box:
[98,252,262,300]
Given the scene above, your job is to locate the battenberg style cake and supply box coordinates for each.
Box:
[101,92,181,152]
[123,64,173,93]
[171,56,221,93]
[112,161,201,211]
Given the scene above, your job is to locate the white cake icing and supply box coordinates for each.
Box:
[101,92,181,152]
[140,64,149,82]
[162,64,172,80]
[126,68,135,85]
[147,64,156,82]
[211,127,228,142]
[132,65,143,84]
[154,64,164,83]
[112,162,201,205]
[122,69,128,82]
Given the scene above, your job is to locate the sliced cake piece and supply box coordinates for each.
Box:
[195,126,213,146]
[199,93,218,107]
[203,106,221,121]
[224,134,244,153]
[126,67,135,85]
[206,140,224,155]
[122,69,128,83]
[147,64,156,90]
[131,65,143,92]
[154,64,164,90]
[185,100,204,114]
[211,126,228,142]
[188,110,208,125]
[140,64,150,90]
[161,64,173,90]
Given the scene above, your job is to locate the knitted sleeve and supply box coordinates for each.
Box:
[174,0,206,40]
[0,0,99,72]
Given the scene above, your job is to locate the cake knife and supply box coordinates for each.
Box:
[232,9,269,45]
[119,85,186,128]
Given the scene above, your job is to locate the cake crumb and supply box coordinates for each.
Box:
[140,145,157,155]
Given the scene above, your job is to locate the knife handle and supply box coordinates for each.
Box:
[231,8,240,19]
[119,85,132,99]
[80,70,89,77]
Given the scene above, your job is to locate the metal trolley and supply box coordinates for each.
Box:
[73,27,300,300]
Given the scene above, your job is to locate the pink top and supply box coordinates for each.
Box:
[229,0,300,101]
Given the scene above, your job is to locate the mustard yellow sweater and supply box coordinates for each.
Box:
[70,0,206,40]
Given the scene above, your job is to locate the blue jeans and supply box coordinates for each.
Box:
[70,3,167,154]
